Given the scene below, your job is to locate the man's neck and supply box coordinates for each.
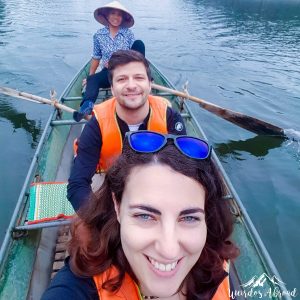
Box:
[115,102,150,125]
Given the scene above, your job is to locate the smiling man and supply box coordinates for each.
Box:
[67,50,186,210]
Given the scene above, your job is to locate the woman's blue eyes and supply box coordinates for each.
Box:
[133,214,200,223]
[134,214,153,221]
[180,216,200,223]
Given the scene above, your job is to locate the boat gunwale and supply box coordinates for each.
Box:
[0,60,90,276]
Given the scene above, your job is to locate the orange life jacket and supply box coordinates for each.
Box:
[93,266,141,300]
[92,95,168,172]
[93,264,230,300]
[212,264,230,300]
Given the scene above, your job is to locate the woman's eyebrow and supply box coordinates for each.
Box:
[129,206,204,216]
[179,208,205,216]
[129,205,161,215]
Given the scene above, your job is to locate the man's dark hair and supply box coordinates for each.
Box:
[107,50,151,85]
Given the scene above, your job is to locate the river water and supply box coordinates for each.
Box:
[0,0,299,292]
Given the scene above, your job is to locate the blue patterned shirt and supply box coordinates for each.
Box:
[92,26,135,69]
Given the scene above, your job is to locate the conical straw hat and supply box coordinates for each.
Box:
[94,1,134,28]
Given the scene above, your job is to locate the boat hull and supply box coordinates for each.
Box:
[0,61,291,300]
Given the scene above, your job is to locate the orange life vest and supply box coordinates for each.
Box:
[212,266,230,300]
[93,95,168,171]
[93,264,230,300]
[93,266,141,300]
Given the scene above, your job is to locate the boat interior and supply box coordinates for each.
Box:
[26,87,245,300]
[0,61,289,300]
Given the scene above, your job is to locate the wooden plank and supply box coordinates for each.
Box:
[54,252,66,261]
[57,235,70,243]
[51,225,71,278]
[52,261,65,271]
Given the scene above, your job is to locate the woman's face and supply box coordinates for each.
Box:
[107,9,123,28]
[114,164,207,298]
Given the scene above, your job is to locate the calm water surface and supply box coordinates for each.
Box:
[0,0,299,291]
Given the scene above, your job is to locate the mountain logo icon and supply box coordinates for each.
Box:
[241,273,285,288]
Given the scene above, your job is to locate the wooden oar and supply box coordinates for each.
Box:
[151,83,284,136]
[1,85,285,135]
[0,86,75,113]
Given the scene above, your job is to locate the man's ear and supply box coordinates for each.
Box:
[146,81,151,94]
[111,84,115,97]
[112,193,120,223]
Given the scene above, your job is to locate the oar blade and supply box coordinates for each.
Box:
[200,103,284,136]
[224,112,283,135]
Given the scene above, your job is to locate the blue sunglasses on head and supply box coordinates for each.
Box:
[125,131,211,160]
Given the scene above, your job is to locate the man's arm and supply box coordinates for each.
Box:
[166,107,187,135]
[67,117,102,211]
[41,258,97,300]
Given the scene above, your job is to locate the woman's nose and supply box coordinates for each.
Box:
[154,224,181,260]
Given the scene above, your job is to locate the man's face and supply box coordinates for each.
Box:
[111,61,151,111]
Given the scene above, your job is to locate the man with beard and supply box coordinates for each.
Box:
[67,50,186,210]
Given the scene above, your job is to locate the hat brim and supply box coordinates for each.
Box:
[94,7,134,28]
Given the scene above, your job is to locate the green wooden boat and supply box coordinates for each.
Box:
[0,60,293,300]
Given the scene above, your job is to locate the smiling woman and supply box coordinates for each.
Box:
[41,131,239,300]
[116,163,207,299]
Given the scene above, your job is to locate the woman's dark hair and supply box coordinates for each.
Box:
[69,142,239,300]
[107,49,151,85]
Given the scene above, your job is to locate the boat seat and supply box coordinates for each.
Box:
[15,173,105,231]
[15,182,75,230]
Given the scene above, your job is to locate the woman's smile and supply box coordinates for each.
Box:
[144,254,182,278]
[115,164,207,297]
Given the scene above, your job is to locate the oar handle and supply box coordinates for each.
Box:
[19,90,75,113]
[152,83,224,110]
[0,86,75,113]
